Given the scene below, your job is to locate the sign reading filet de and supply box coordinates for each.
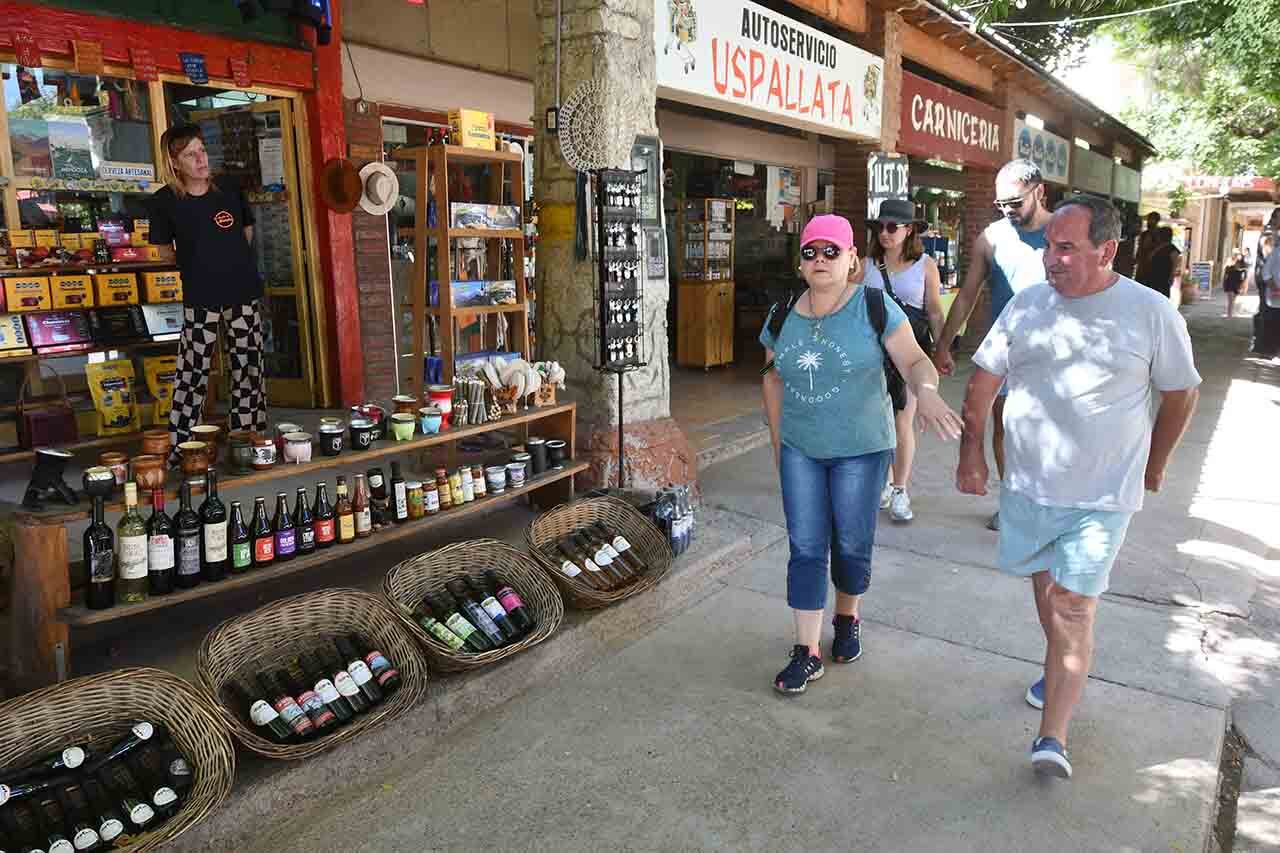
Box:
[898,72,1004,169]
[655,0,884,141]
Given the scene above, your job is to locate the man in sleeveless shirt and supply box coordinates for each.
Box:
[934,159,1052,531]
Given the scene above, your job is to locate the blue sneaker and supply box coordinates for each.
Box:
[1026,676,1045,710]
[1031,736,1072,778]
[831,615,862,664]
[774,645,824,695]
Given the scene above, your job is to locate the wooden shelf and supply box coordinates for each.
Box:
[0,432,150,466]
[447,228,523,240]
[0,262,176,277]
[13,402,578,525]
[431,303,527,317]
[56,461,588,626]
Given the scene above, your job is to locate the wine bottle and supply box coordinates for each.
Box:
[299,652,353,724]
[1,747,87,787]
[425,593,492,653]
[227,501,251,575]
[334,478,355,545]
[293,487,315,555]
[445,580,506,647]
[366,467,388,528]
[585,529,637,583]
[462,576,520,642]
[52,784,99,853]
[84,494,115,610]
[31,799,73,853]
[591,522,648,575]
[278,669,337,735]
[250,497,274,567]
[93,768,153,829]
[115,484,148,605]
[122,750,176,812]
[483,570,535,635]
[348,635,401,693]
[174,482,202,590]
[256,673,313,740]
[230,679,295,743]
[334,636,383,705]
[272,493,296,562]
[554,540,607,590]
[389,462,409,523]
[351,474,372,538]
[323,651,370,715]
[199,470,229,581]
[573,532,628,587]
[410,598,467,652]
[0,773,71,809]
[0,803,41,853]
[312,483,336,549]
[151,736,192,797]
[79,777,126,846]
[145,488,175,596]
[82,723,154,776]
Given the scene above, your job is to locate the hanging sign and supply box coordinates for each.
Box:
[867,152,909,219]
[130,47,158,82]
[73,41,105,76]
[229,57,252,89]
[1113,164,1141,203]
[13,30,41,69]
[1014,120,1070,185]
[180,52,209,85]
[1072,146,1113,196]
[899,72,1004,170]
[653,0,884,141]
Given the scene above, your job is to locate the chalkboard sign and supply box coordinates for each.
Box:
[180,52,209,85]
[1190,261,1214,295]
[868,152,909,220]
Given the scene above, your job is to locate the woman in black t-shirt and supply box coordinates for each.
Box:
[148,124,266,462]
[1222,251,1246,318]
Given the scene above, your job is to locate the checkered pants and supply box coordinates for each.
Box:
[168,301,267,459]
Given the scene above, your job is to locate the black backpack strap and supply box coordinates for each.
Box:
[760,288,800,376]
[866,283,888,340]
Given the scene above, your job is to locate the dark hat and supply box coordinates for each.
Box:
[318,157,362,214]
[872,198,927,228]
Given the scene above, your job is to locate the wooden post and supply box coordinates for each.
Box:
[9,518,70,691]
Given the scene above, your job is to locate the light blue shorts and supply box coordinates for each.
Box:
[997,490,1133,597]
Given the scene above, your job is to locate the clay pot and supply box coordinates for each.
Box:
[141,428,170,457]
[191,424,221,461]
[131,455,166,491]
[178,441,210,478]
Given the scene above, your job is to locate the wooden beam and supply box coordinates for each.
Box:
[901,24,996,93]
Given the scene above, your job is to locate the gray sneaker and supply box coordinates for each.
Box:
[986,511,1000,531]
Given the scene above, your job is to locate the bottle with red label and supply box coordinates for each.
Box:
[334,635,384,705]
[272,492,296,561]
[255,673,312,740]
[312,482,336,548]
[250,496,274,567]
[278,668,337,734]
[348,633,401,693]
[352,473,373,538]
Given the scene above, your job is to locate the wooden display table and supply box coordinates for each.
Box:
[7,402,580,692]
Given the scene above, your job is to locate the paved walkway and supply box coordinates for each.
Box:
[236,298,1278,852]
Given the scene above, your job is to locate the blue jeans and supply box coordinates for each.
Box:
[780,444,892,611]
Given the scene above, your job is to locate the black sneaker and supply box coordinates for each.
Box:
[831,615,862,663]
[774,645,824,694]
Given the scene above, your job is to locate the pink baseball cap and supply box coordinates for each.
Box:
[800,214,854,251]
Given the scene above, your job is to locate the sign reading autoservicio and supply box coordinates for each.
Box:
[1013,120,1070,185]
[898,72,1004,170]
[654,0,883,141]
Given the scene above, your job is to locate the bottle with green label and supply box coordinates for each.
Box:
[228,501,252,573]
[423,592,492,653]
[410,598,467,651]
[115,483,148,604]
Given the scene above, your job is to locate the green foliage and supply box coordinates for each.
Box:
[1168,184,1189,217]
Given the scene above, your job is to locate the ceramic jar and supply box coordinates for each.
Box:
[485,465,507,494]
[349,417,377,451]
[81,466,116,500]
[191,424,221,460]
[228,431,256,473]
[527,437,548,475]
[506,461,527,488]
[546,439,567,469]
[274,423,301,454]
[141,428,170,457]
[427,385,453,428]
[178,441,210,481]
[131,455,165,491]
[389,413,416,441]
[319,423,344,456]
[283,432,313,464]
[251,437,277,470]
[418,406,442,435]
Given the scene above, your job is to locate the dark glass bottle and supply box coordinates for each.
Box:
[573,532,629,587]
[294,487,315,555]
[483,569,535,635]
[592,522,648,575]
[334,636,383,705]
[80,776,127,846]
[272,493,296,562]
[123,749,176,812]
[152,735,193,798]
[278,669,337,735]
[54,783,101,853]
[32,797,74,853]
[174,482,202,589]
[555,539,606,590]
[251,497,274,567]
[348,634,401,693]
[324,651,370,715]
[146,488,175,595]
[93,768,153,829]
[299,652,353,724]
[410,598,468,652]
[389,461,409,523]
[84,494,115,610]
[199,469,229,581]
[312,483,336,549]
[0,803,41,853]
[0,773,69,809]
[366,467,389,528]
[256,673,313,740]
[231,679,295,743]
[462,575,520,642]
[334,478,355,544]
[425,592,492,653]
[445,579,506,647]
[228,501,251,574]
[83,722,155,776]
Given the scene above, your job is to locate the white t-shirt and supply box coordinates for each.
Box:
[973,275,1201,512]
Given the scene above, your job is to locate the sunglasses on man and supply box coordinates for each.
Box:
[994,188,1036,211]
[800,245,843,261]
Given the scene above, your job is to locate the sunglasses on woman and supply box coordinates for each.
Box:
[800,245,843,261]
[871,221,906,234]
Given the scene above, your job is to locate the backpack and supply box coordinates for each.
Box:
[762,286,907,411]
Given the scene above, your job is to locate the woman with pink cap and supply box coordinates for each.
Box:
[760,214,961,695]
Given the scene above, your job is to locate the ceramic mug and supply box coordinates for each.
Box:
[350,417,377,450]
[319,424,344,456]
[283,432,313,464]
[506,461,527,488]
[178,441,209,478]
[427,385,453,428]
[274,422,302,454]
[546,439,567,469]
[389,413,416,441]
[527,437,548,475]
[418,406,442,435]
[485,465,507,494]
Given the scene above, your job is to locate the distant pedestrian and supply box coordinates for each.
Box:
[860,199,945,524]
[957,197,1201,778]
[1133,211,1162,284]
[934,159,1052,532]
[761,214,961,695]
[1143,226,1181,299]
[1255,212,1280,356]
[1222,251,1246,318]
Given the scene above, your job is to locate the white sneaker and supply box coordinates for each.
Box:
[889,487,913,523]
[880,483,894,510]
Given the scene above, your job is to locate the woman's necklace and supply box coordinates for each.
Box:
[809,279,852,341]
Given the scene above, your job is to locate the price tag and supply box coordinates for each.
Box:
[229,57,251,89]
[12,30,40,68]
[74,40,105,75]
[131,47,158,82]
[179,52,209,85]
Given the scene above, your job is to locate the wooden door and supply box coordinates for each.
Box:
[718,282,735,365]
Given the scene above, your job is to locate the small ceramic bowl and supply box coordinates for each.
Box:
[350,417,377,451]
[506,461,527,488]
[283,431,313,464]
[485,465,507,494]
[389,413,416,442]
[418,406,442,435]
[319,423,344,457]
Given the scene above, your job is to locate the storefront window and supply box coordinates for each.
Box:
[912,186,965,290]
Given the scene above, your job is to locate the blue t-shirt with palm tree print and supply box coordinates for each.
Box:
[760,285,906,460]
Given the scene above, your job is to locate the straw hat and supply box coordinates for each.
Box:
[318,158,362,213]
[358,162,400,216]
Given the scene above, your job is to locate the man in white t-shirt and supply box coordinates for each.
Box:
[956,196,1201,780]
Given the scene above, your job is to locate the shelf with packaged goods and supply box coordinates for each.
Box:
[428,303,527,318]
[447,228,524,240]
[56,460,589,627]
[0,261,177,277]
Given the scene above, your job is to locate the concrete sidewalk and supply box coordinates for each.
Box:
[225,298,1276,852]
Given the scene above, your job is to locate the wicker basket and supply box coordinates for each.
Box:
[0,667,235,852]
[525,496,674,610]
[196,588,429,760]
[382,538,564,674]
